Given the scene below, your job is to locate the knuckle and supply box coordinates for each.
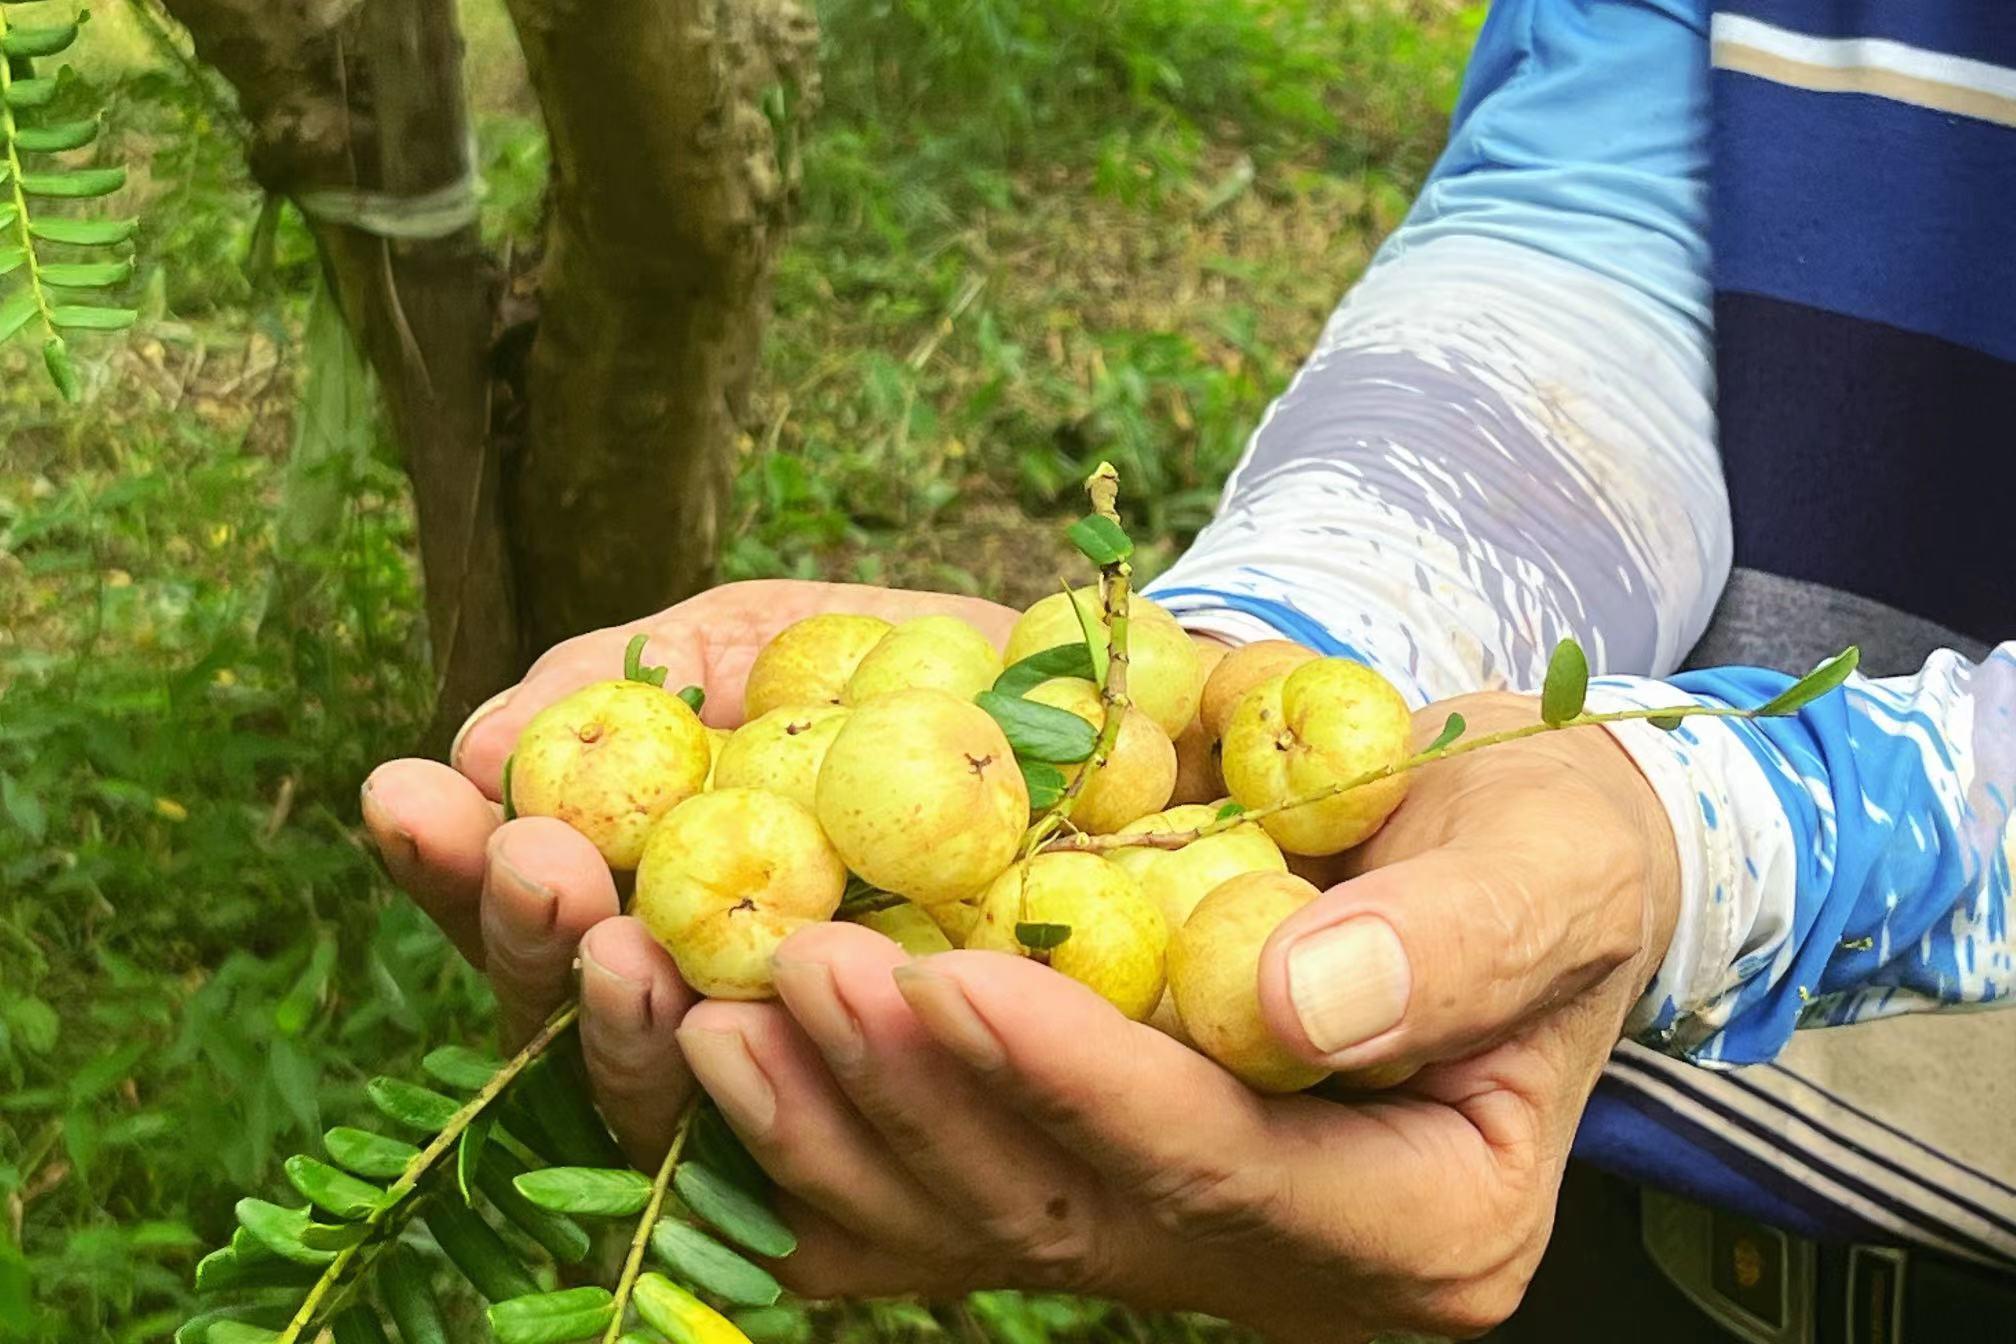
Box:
[977,1204,1111,1294]
[1133,1159,1284,1245]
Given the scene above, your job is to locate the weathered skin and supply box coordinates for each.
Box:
[1200,638,1318,741]
[846,899,957,957]
[1167,871,1330,1093]
[742,613,893,717]
[508,680,712,870]
[1024,677,1176,834]
[1220,658,1412,856]
[843,615,1003,705]
[711,704,850,810]
[814,689,1028,904]
[1170,641,1228,804]
[632,788,846,999]
[1003,590,1202,738]
[968,852,1168,1021]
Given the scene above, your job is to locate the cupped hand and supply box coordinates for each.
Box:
[357,580,1015,1163]
[661,692,1681,1340]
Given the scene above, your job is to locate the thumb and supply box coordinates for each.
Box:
[1255,842,1645,1073]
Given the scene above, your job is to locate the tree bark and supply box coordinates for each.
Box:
[160,0,519,744]
[500,0,818,650]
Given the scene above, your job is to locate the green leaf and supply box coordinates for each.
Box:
[380,1245,450,1344]
[1214,801,1246,821]
[1065,585,1109,686]
[675,1163,797,1258]
[330,1306,393,1344]
[489,1288,617,1344]
[284,1154,384,1220]
[206,1325,285,1344]
[0,289,38,344]
[0,248,23,276]
[678,684,705,712]
[423,1045,503,1092]
[49,304,137,330]
[1648,714,1685,732]
[175,1309,290,1344]
[651,1218,783,1306]
[636,1273,747,1344]
[323,1126,419,1179]
[191,1246,317,1293]
[500,753,517,821]
[687,1102,771,1201]
[975,691,1098,764]
[4,77,57,108]
[478,1144,593,1264]
[3,22,79,57]
[1425,712,1466,754]
[42,337,77,401]
[624,632,669,687]
[11,118,97,152]
[232,1199,336,1267]
[1066,514,1134,566]
[21,167,126,198]
[1755,646,1860,717]
[40,259,130,289]
[28,216,136,245]
[366,1077,462,1132]
[1015,922,1072,952]
[297,1220,372,1251]
[993,642,1098,699]
[1018,759,1065,810]
[517,1045,628,1168]
[512,1165,653,1217]
[0,204,14,232]
[424,1200,540,1302]
[1540,639,1590,726]
[458,1112,494,1203]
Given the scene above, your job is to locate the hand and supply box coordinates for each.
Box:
[664,691,1679,1340]
[357,580,1015,1164]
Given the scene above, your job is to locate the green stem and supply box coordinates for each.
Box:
[602,1099,697,1344]
[277,1003,583,1344]
[1039,703,1766,856]
[0,5,58,347]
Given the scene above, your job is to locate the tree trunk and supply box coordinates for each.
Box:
[160,0,520,745]
[500,0,818,650]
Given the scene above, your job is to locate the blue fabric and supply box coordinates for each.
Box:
[1719,0,2016,64]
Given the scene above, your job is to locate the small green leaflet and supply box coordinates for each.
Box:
[232,1200,337,1267]
[28,216,136,246]
[205,1323,286,1344]
[1016,922,1073,952]
[500,754,517,821]
[0,290,36,344]
[191,1246,316,1293]
[992,641,1098,699]
[624,632,669,687]
[5,78,58,109]
[366,1077,462,1132]
[12,118,98,153]
[40,259,132,289]
[1065,584,1110,686]
[678,684,705,712]
[650,1217,783,1306]
[21,167,127,198]
[1756,646,1860,717]
[674,1162,798,1258]
[1066,513,1134,566]
[381,1245,451,1344]
[1425,712,1466,754]
[2,21,81,58]
[458,1111,495,1203]
[283,1155,383,1220]
[488,1287,616,1344]
[1019,759,1066,809]
[1649,714,1685,732]
[475,1145,593,1265]
[1213,801,1245,822]
[50,305,137,330]
[43,338,77,402]
[323,1126,419,1180]
[423,1045,504,1092]
[296,1221,371,1252]
[0,249,23,277]
[426,1199,541,1302]
[975,691,1098,764]
[1540,639,1590,726]
[512,1165,654,1217]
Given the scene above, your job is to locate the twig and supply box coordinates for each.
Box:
[601,1100,698,1343]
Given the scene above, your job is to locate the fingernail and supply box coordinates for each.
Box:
[892,963,1005,1072]
[1286,917,1410,1056]
[677,1027,777,1135]
[582,946,652,1031]
[770,958,864,1067]
[359,781,417,868]
[451,687,516,769]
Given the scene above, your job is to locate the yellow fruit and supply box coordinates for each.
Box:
[846,899,957,957]
[711,704,849,810]
[815,689,1028,904]
[633,788,846,999]
[1024,677,1175,833]
[1200,639,1318,740]
[743,614,893,717]
[922,896,983,947]
[1109,803,1287,932]
[635,1273,754,1344]
[1003,591,1201,738]
[1167,871,1329,1093]
[843,615,1003,705]
[1220,658,1411,856]
[968,852,1167,1021]
[703,726,732,789]
[1170,641,1227,804]
[508,681,712,871]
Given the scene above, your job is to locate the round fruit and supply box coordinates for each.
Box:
[843,615,1002,705]
[1220,658,1412,856]
[743,613,893,718]
[711,704,849,811]
[1200,639,1317,741]
[845,899,956,957]
[1167,871,1329,1093]
[703,726,732,789]
[815,689,1028,905]
[1024,677,1175,833]
[968,852,1167,1021]
[508,680,712,871]
[1109,803,1287,932]
[1003,591,1202,738]
[633,788,846,999]
[1169,641,1227,804]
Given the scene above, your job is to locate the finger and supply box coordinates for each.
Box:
[577,918,697,1167]
[361,759,500,966]
[769,923,1123,1294]
[768,1194,972,1302]
[1256,841,1644,1073]
[480,817,620,1044]
[677,999,955,1255]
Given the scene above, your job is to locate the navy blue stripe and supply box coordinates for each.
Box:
[1763,1062,2016,1201]
[1718,1,2016,67]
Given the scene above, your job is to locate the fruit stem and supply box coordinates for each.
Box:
[1038,702,1772,856]
[602,1098,698,1344]
[273,1002,583,1343]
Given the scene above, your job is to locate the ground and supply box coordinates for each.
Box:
[0,1,1480,1337]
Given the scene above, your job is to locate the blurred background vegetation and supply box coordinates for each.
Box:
[0,0,1481,1337]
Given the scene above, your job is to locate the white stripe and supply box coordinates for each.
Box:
[1710,13,2016,102]
[1600,1055,1996,1265]
[1615,1044,2016,1261]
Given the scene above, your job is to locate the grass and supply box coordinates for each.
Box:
[0,0,1481,1338]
